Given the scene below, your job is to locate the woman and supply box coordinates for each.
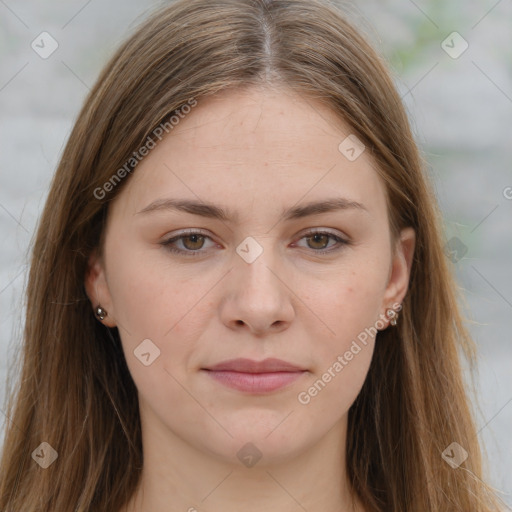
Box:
[0,0,506,510]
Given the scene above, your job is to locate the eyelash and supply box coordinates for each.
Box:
[160,229,350,257]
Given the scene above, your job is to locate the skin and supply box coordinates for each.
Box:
[86,85,415,512]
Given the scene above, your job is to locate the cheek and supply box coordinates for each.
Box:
[311,259,388,344]
[107,243,195,336]
[104,247,197,381]
[295,257,388,403]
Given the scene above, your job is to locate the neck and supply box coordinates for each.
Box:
[122,405,363,512]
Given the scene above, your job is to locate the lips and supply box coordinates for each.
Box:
[202,358,307,393]
[204,357,305,373]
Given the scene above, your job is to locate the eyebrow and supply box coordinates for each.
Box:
[135,197,368,222]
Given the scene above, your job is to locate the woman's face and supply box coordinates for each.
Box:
[87,86,414,466]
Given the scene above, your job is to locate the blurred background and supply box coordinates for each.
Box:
[1,0,511,505]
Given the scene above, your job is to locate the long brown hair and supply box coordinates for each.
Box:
[0,0,506,510]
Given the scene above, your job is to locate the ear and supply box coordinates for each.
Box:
[84,249,117,328]
[380,227,416,319]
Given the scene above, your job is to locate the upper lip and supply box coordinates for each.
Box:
[203,358,306,373]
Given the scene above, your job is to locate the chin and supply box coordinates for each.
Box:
[198,422,309,468]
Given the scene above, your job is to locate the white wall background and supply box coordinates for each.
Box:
[1,0,511,506]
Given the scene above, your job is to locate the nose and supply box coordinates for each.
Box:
[219,246,295,336]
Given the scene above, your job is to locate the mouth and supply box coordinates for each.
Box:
[201,358,308,393]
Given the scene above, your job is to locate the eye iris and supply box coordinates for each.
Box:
[307,233,329,250]
[183,234,205,250]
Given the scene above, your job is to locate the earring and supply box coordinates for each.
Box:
[95,306,107,321]
[386,307,399,326]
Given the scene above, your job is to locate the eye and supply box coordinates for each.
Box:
[293,230,349,254]
[160,229,217,257]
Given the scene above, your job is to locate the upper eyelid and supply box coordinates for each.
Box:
[165,227,348,241]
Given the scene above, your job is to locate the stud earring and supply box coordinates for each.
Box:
[386,307,399,326]
[95,306,107,321]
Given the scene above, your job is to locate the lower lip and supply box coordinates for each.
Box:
[203,370,306,393]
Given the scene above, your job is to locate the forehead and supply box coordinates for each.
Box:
[112,86,387,222]
[168,86,354,157]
